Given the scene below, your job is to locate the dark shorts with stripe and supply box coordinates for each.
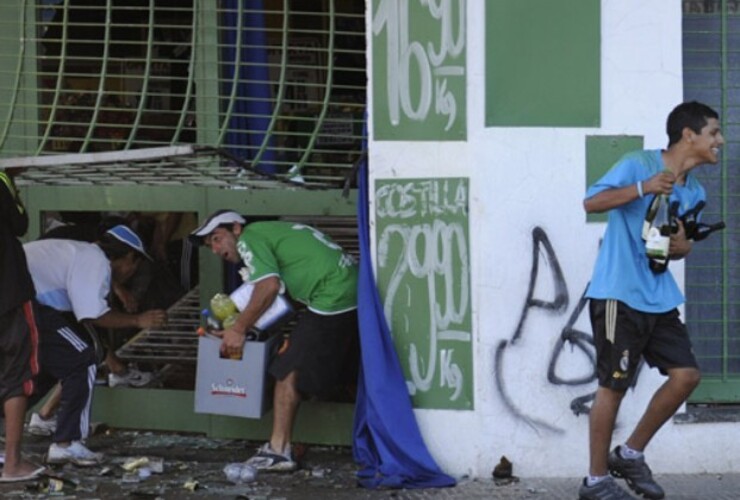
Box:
[269,309,359,398]
[31,303,98,382]
[0,301,39,402]
[590,299,699,391]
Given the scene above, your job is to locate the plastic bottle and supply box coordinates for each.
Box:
[222,314,237,329]
[223,463,257,484]
[210,293,238,322]
[207,294,242,359]
[201,308,221,332]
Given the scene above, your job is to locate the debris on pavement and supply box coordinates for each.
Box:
[492,455,520,486]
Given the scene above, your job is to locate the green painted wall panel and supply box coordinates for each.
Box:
[371,0,466,140]
[91,387,353,445]
[92,387,211,433]
[374,177,473,409]
[585,135,644,223]
[486,0,600,127]
[690,378,740,404]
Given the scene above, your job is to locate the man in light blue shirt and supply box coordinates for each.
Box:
[579,102,724,500]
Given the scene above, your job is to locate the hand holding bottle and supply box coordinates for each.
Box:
[200,293,244,358]
[220,324,246,359]
[643,170,676,196]
[669,218,692,259]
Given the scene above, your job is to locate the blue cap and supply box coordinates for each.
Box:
[106,225,152,260]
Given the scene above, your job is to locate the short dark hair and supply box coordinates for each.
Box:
[97,232,141,262]
[666,101,719,147]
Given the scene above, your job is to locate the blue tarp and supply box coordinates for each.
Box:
[352,156,457,489]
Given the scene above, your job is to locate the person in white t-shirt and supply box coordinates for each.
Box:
[23,225,167,466]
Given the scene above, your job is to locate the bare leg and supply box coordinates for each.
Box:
[105,351,127,375]
[2,396,38,478]
[626,367,700,452]
[270,371,300,454]
[37,383,61,420]
[589,386,626,476]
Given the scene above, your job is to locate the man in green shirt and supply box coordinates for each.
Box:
[191,210,359,472]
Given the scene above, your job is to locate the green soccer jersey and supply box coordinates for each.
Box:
[236,221,358,314]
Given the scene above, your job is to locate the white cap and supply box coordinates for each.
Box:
[190,210,246,243]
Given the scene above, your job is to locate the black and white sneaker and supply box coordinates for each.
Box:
[244,443,297,472]
[579,476,635,500]
[608,446,665,499]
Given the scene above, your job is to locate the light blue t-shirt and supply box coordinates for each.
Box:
[585,150,706,313]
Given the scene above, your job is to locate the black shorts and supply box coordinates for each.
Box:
[0,302,40,402]
[269,309,359,398]
[590,299,699,390]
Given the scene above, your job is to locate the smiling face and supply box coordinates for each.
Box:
[204,224,242,263]
[691,117,724,165]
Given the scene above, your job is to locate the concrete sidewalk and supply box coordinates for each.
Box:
[441,473,736,499]
[1,429,736,499]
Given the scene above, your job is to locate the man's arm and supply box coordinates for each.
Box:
[219,276,281,357]
[584,171,676,214]
[91,308,167,330]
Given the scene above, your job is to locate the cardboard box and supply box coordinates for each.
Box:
[194,333,281,419]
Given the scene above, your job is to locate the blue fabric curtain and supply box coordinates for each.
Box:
[352,150,457,489]
[221,0,276,174]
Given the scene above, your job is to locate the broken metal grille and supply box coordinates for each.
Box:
[116,286,201,364]
[8,145,353,190]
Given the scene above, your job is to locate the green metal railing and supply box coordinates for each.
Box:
[0,0,366,187]
[683,0,740,401]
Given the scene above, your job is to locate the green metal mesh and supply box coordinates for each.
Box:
[0,0,366,187]
[683,0,740,398]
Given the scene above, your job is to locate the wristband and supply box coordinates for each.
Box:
[636,180,644,198]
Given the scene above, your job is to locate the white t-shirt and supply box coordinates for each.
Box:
[23,239,112,321]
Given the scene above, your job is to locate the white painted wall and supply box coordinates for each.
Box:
[368,0,740,478]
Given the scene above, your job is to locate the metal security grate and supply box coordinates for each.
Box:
[683,0,740,400]
[0,1,366,186]
[4,144,344,189]
[116,286,202,364]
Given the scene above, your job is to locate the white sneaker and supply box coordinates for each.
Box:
[28,413,57,436]
[244,442,297,472]
[47,441,104,467]
[108,367,153,388]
